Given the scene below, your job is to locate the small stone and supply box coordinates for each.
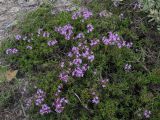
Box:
[9,7,20,13]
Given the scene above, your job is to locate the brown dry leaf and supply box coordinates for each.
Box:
[5,69,18,82]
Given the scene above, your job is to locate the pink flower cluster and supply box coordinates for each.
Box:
[59,72,69,83]
[72,64,88,77]
[37,28,50,37]
[26,45,32,50]
[53,97,68,113]
[144,110,151,118]
[102,32,133,48]
[53,84,68,113]
[91,92,99,104]
[87,24,94,33]
[75,32,85,40]
[72,9,92,20]
[6,48,18,54]
[54,84,63,97]
[100,79,109,88]
[34,89,46,106]
[90,39,100,46]
[67,42,95,77]
[55,24,73,40]
[25,97,33,108]
[124,64,132,72]
[47,40,58,46]
[40,104,51,115]
[15,34,22,40]
[43,32,50,37]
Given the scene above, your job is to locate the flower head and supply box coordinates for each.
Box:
[144,110,151,118]
[55,24,73,40]
[35,89,46,106]
[15,34,21,40]
[40,104,51,115]
[53,97,68,113]
[87,24,94,33]
[59,72,69,83]
[92,96,99,104]
[26,46,32,50]
[47,40,58,46]
[124,64,132,72]
[6,48,18,54]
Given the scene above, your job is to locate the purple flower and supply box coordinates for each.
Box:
[87,24,94,33]
[67,52,73,57]
[72,9,92,20]
[15,34,21,40]
[53,97,68,113]
[144,110,151,118]
[54,84,63,96]
[72,11,81,20]
[25,97,33,108]
[75,33,85,39]
[72,67,84,77]
[82,10,93,20]
[47,40,58,46]
[40,104,51,115]
[59,72,69,83]
[43,32,50,37]
[92,96,99,104]
[35,89,46,106]
[82,64,88,71]
[26,46,32,50]
[88,55,95,62]
[102,32,133,48]
[6,48,18,54]
[73,58,82,65]
[90,39,100,46]
[124,64,132,72]
[71,46,80,55]
[100,79,109,88]
[55,24,73,40]
[126,42,133,48]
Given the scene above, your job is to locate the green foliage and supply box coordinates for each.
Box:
[140,0,160,31]
[0,79,20,109]
[1,0,160,119]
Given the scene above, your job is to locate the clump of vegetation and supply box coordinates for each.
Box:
[140,0,160,31]
[0,0,160,119]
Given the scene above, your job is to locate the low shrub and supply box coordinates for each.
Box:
[1,1,160,119]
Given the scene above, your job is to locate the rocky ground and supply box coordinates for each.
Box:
[0,0,42,41]
[0,0,75,42]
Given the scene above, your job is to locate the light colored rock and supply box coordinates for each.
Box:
[0,15,8,22]
[18,0,38,6]
[9,7,20,13]
[0,0,5,3]
[0,0,75,42]
[0,6,7,14]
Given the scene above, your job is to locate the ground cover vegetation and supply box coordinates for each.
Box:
[0,0,160,119]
